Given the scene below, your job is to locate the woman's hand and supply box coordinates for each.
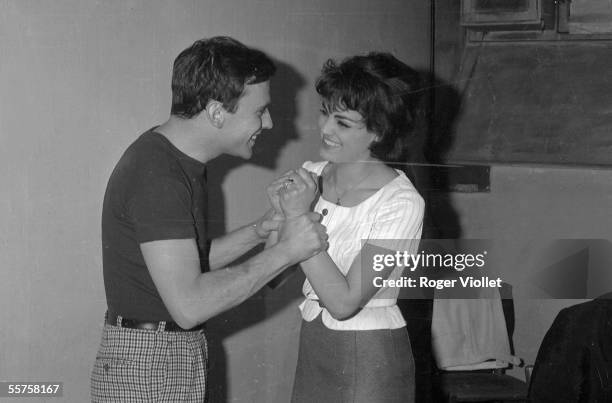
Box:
[278,168,319,218]
[267,168,319,218]
[266,175,287,215]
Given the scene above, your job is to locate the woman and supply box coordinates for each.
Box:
[271,52,425,403]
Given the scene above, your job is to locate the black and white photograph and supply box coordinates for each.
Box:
[1,0,611,402]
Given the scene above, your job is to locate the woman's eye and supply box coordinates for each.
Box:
[336,120,349,128]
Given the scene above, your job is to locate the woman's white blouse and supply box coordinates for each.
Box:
[299,161,425,330]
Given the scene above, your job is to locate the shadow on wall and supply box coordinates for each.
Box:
[420,70,463,239]
[399,70,463,239]
[397,71,463,403]
[205,59,306,402]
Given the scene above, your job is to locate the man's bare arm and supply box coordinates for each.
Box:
[140,213,325,329]
[208,208,281,270]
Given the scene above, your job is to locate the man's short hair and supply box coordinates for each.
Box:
[171,36,276,118]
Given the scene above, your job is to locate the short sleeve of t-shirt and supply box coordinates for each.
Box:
[129,173,197,243]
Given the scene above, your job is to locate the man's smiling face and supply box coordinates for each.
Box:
[220,80,273,159]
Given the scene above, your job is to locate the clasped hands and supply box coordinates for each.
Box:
[256,168,328,263]
[267,167,318,219]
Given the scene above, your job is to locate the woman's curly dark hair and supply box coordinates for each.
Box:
[316,52,425,163]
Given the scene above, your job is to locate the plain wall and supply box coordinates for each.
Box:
[431,0,612,384]
[0,1,431,402]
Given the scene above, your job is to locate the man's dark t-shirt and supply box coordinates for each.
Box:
[102,129,209,321]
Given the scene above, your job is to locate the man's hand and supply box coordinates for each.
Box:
[276,212,327,264]
[252,208,284,240]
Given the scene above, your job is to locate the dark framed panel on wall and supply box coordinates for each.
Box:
[461,0,541,27]
[432,0,612,167]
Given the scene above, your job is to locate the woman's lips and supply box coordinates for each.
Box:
[322,136,341,147]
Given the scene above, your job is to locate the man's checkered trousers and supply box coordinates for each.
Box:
[91,323,208,402]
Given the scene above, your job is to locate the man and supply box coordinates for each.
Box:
[91,36,326,402]
[528,293,612,402]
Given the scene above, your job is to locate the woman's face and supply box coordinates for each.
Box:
[317,103,378,163]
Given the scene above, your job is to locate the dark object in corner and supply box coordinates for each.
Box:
[529,293,612,403]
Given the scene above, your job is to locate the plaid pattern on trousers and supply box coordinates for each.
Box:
[91,323,208,402]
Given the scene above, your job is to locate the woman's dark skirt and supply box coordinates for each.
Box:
[291,315,415,403]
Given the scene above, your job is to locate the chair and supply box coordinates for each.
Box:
[435,283,528,403]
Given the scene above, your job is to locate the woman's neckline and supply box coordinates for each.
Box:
[317,161,404,209]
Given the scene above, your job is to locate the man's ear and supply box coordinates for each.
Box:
[205,100,225,128]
